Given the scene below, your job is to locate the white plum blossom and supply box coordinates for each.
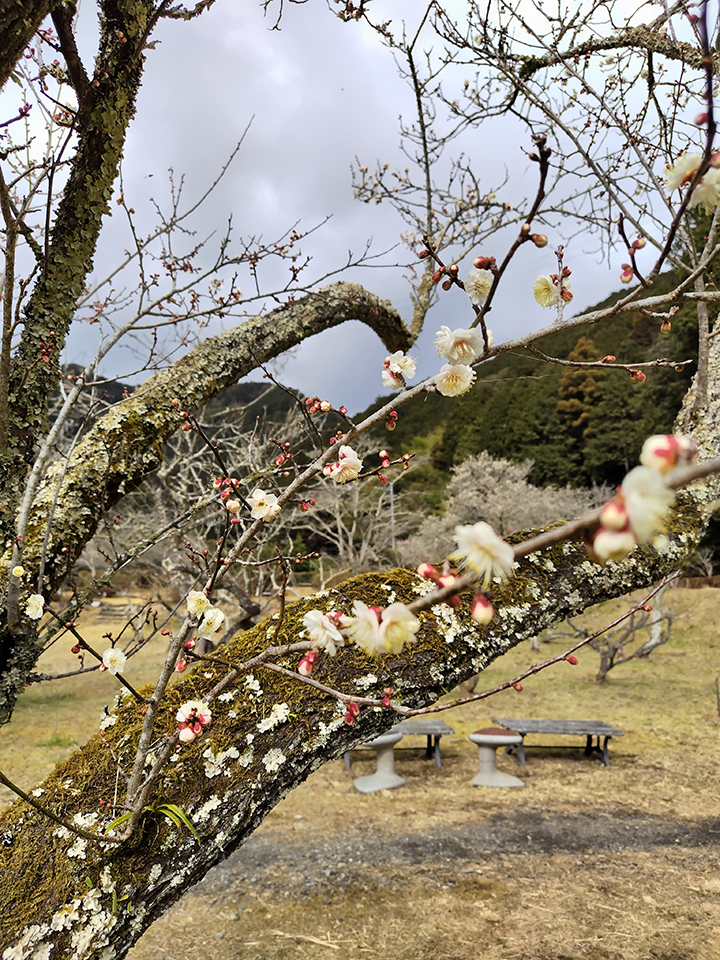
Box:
[248,488,281,521]
[102,647,127,675]
[302,610,345,656]
[621,466,675,543]
[209,277,224,293]
[25,593,45,620]
[377,603,420,654]
[340,600,419,655]
[533,275,560,308]
[186,590,211,618]
[664,153,720,212]
[434,325,488,363]
[435,363,476,398]
[465,267,493,306]
[452,521,516,587]
[176,700,212,742]
[198,606,225,639]
[383,350,417,389]
[664,152,702,193]
[11,565,24,578]
[688,167,720,213]
[325,445,363,483]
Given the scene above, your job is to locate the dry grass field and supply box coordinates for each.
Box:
[2,587,720,959]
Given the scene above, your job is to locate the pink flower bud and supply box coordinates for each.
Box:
[178,726,196,742]
[185,638,196,651]
[382,458,391,468]
[632,237,646,249]
[176,659,187,673]
[379,449,389,459]
[298,651,318,676]
[182,423,192,431]
[695,112,709,125]
[308,498,316,506]
[323,465,334,476]
[226,499,241,514]
[448,264,459,276]
[344,711,357,725]
[431,269,443,284]
[560,285,573,302]
[471,593,495,625]
[275,455,285,466]
[161,629,171,636]
[347,702,360,717]
[630,369,646,383]
[386,419,396,431]
[299,501,310,511]
[339,406,348,415]
[565,655,579,665]
[384,687,393,697]
[660,319,672,333]
[641,604,653,612]
[378,474,389,485]
[602,355,616,363]
[213,477,223,489]
[620,264,634,284]
[71,644,80,654]
[599,499,628,531]
[531,233,548,247]
[513,683,523,692]
[417,562,440,581]
[220,488,230,500]
[441,278,453,291]
[419,249,429,259]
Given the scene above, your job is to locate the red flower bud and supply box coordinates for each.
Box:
[632,237,646,249]
[419,249,429,259]
[602,355,616,363]
[473,255,494,270]
[660,319,672,333]
[71,644,80,654]
[630,369,647,383]
[385,420,396,431]
[339,406,348,416]
[176,659,188,673]
[565,655,579,665]
[441,278,452,291]
[513,682,523,692]
[382,697,391,707]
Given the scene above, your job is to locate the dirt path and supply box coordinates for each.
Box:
[201,805,720,902]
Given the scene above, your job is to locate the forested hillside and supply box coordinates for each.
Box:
[357,270,699,490]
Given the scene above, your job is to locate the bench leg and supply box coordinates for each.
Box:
[584,735,594,757]
[433,735,442,768]
[601,735,611,767]
[344,751,351,771]
[425,734,433,760]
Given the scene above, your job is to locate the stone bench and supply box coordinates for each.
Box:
[344,718,454,771]
[492,718,625,767]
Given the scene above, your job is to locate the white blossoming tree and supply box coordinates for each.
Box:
[2,2,720,958]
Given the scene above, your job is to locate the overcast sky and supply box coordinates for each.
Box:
[39,2,677,411]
